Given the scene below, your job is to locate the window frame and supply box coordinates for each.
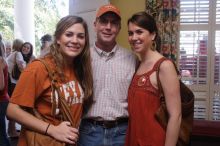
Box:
[179,0,220,120]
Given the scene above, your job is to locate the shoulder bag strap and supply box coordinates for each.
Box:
[155,57,167,97]
[35,59,76,127]
[156,58,180,100]
[34,59,57,116]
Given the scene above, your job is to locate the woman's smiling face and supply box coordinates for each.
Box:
[57,23,86,60]
[21,43,31,55]
[128,22,155,54]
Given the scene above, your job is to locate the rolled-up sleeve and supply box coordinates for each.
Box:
[10,61,49,108]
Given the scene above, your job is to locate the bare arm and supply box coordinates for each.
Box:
[159,60,181,146]
[6,103,79,144]
[0,58,5,90]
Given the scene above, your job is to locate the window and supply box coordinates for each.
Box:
[179,0,220,120]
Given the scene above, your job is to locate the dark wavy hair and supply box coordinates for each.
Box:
[40,34,52,50]
[21,42,33,63]
[50,15,93,104]
[127,11,161,52]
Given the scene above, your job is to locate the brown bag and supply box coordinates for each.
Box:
[25,59,77,146]
[155,57,194,146]
[25,110,65,146]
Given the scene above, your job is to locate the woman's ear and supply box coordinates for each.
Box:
[151,32,156,41]
[93,20,96,31]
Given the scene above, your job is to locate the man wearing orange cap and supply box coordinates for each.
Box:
[78,3,137,146]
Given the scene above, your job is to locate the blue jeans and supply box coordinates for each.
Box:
[0,101,10,146]
[78,119,128,146]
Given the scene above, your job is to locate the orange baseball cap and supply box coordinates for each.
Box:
[96,4,121,18]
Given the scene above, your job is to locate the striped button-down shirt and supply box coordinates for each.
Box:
[85,44,137,120]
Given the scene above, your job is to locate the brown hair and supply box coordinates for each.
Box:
[128,11,161,52]
[12,39,24,52]
[21,42,34,63]
[50,15,93,104]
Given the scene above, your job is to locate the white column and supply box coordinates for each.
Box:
[14,0,35,46]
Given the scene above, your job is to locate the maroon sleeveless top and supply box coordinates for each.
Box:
[125,58,166,146]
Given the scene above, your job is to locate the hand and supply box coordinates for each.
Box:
[17,61,25,71]
[47,121,79,144]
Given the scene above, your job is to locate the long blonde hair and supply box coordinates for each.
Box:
[50,15,93,104]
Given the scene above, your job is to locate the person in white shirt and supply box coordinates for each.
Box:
[78,4,138,146]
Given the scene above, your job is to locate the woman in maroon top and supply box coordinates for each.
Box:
[0,34,10,146]
[125,12,181,146]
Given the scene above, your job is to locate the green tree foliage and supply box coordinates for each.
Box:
[34,0,61,55]
[0,0,14,41]
[0,0,64,55]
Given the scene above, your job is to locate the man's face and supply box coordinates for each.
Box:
[94,12,121,46]
[42,41,52,50]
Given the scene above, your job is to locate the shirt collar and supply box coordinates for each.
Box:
[94,43,118,58]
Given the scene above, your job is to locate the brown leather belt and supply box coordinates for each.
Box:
[84,118,128,129]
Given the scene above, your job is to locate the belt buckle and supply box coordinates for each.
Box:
[103,120,117,129]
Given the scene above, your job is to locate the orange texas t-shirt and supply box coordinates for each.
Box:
[10,56,84,146]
